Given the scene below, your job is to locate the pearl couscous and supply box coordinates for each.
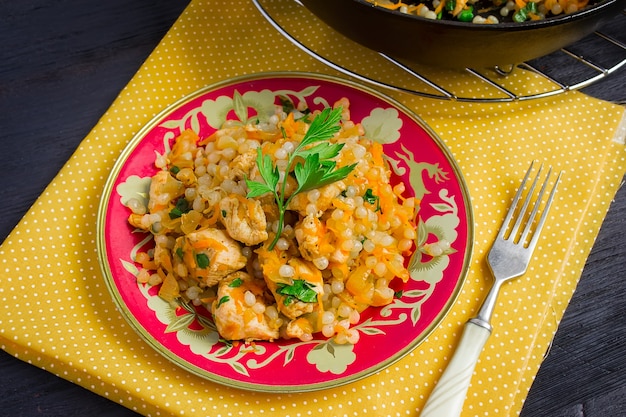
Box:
[127,98,418,345]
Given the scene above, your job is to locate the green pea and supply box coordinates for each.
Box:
[513,9,528,22]
[458,6,474,22]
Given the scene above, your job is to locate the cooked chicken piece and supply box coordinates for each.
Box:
[219,194,269,246]
[226,149,257,181]
[257,252,324,320]
[147,170,186,213]
[179,228,247,286]
[287,182,346,216]
[294,213,332,262]
[211,272,280,342]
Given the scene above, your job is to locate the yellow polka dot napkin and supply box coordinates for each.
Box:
[1,1,625,416]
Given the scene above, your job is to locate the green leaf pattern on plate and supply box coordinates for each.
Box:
[115,174,151,207]
[307,341,357,374]
[361,107,403,144]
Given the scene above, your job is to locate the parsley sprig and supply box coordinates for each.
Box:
[246,107,357,250]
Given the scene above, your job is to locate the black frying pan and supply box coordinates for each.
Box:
[299,0,626,69]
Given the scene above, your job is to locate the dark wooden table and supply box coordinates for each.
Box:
[1,1,624,416]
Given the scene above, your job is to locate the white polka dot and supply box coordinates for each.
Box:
[0,2,625,417]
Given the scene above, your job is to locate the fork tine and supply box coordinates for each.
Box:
[518,167,552,245]
[498,164,531,239]
[509,163,543,241]
[527,170,562,251]
[497,162,534,240]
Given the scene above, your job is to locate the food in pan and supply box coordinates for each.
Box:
[370,0,596,23]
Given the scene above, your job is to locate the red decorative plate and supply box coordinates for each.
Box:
[97,72,473,392]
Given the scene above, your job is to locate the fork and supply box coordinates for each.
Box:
[420,162,562,417]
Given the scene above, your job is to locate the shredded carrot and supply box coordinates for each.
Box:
[156,249,173,274]
[128,98,419,346]
[191,238,227,251]
[280,111,299,139]
[434,0,446,14]
[244,127,281,142]
[375,1,405,10]
[199,207,219,227]
[452,0,469,16]
[198,130,218,146]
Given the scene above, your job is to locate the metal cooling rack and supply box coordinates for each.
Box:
[252,0,626,103]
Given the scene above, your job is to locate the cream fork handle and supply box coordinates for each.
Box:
[420,321,491,417]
